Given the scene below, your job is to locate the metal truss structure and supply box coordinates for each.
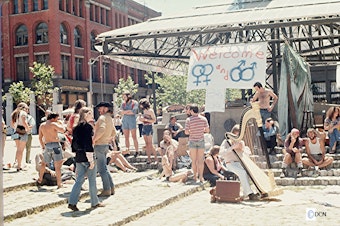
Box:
[97,0,340,93]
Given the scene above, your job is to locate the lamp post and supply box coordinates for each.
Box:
[0,3,5,225]
[88,55,101,111]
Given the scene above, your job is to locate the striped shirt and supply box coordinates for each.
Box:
[185,115,209,141]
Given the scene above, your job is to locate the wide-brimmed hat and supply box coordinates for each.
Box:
[95,102,112,108]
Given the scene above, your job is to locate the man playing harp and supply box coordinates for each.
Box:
[220,124,260,201]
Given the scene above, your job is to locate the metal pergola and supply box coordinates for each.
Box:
[97,0,340,94]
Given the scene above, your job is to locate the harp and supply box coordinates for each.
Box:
[225,102,283,197]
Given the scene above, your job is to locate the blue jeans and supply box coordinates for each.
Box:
[69,162,99,207]
[328,128,340,150]
[203,173,219,187]
[260,109,271,125]
[94,144,114,190]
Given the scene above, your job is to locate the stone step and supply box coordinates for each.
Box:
[266,168,340,177]
[4,172,207,225]
[268,159,340,169]
[275,176,340,186]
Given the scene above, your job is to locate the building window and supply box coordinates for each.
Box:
[138,70,144,86]
[104,62,109,83]
[61,55,70,79]
[16,25,28,46]
[33,0,39,11]
[75,58,83,80]
[36,54,49,64]
[106,10,110,26]
[16,56,29,81]
[59,0,63,10]
[42,0,48,10]
[23,0,28,13]
[36,22,48,44]
[90,32,96,50]
[66,0,70,13]
[90,5,93,21]
[92,62,99,82]
[13,0,19,14]
[79,0,83,17]
[60,24,68,44]
[74,27,82,47]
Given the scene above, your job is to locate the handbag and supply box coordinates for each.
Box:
[16,125,27,135]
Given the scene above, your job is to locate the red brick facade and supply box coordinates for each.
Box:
[1,0,160,107]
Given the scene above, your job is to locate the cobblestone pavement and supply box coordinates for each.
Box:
[126,186,340,226]
[2,135,340,226]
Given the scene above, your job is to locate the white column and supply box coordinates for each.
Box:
[29,93,37,134]
[5,93,13,128]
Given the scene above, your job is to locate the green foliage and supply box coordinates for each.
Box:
[113,76,139,107]
[8,81,32,104]
[145,73,205,107]
[30,62,57,108]
[226,88,242,101]
[144,73,243,109]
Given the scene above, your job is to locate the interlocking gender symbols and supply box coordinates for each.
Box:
[230,60,257,82]
[191,64,213,86]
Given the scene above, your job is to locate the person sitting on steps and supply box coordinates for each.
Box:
[323,106,340,154]
[280,128,304,178]
[262,117,278,155]
[302,128,334,170]
[160,148,192,183]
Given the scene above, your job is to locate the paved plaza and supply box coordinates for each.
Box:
[2,135,340,226]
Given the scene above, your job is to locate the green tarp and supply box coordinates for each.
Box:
[278,43,314,139]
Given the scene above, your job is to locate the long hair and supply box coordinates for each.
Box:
[78,107,92,125]
[74,99,86,114]
[11,102,28,124]
[123,91,132,103]
[139,98,150,110]
[326,106,339,120]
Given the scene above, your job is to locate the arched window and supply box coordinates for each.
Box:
[36,22,48,44]
[74,27,82,47]
[16,25,28,46]
[60,24,68,44]
[90,32,96,50]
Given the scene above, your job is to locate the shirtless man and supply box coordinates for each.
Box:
[37,112,66,188]
[251,82,278,125]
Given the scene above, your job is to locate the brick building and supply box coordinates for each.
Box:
[1,0,160,112]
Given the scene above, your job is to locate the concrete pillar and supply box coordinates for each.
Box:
[5,93,13,128]
[29,93,37,134]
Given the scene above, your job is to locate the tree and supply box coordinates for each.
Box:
[8,81,32,104]
[145,73,205,107]
[29,62,58,109]
[145,73,242,109]
[113,76,138,107]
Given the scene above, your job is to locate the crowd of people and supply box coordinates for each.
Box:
[1,82,338,208]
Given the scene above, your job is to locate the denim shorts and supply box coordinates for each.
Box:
[43,142,63,163]
[188,139,205,150]
[11,133,28,142]
[142,125,153,136]
[122,115,137,130]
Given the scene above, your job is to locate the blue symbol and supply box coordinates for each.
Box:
[230,60,257,82]
[191,64,213,86]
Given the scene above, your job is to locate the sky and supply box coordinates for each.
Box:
[134,0,225,16]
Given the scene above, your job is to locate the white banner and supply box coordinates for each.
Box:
[205,88,226,112]
[336,62,340,90]
[187,43,267,90]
